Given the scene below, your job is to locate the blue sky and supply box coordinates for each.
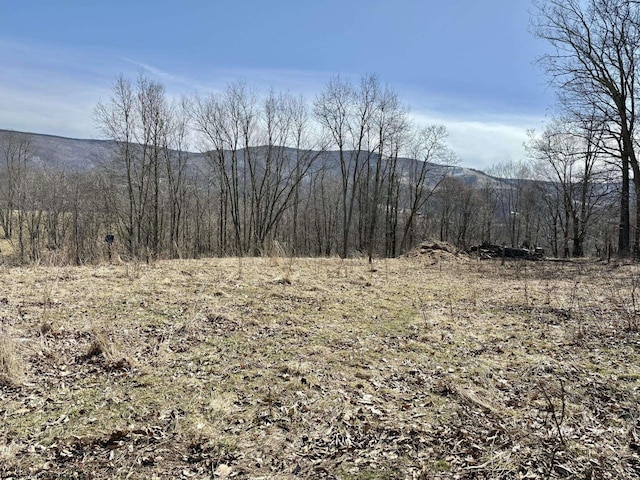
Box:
[0,0,554,170]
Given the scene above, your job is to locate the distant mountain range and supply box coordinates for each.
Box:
[0,129,500,188]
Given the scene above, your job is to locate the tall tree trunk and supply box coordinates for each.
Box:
[620,154,630,256]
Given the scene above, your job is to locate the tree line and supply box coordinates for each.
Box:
[0,0,636,264]
[531,0,640,258]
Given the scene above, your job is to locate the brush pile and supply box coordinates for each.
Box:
[409,241,468,262]
[469,244,544,260]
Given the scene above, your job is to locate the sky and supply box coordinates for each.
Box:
[0,0,555,170]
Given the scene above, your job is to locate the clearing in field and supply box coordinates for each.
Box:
[1,254,640,479]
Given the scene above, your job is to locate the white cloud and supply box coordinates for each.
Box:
[193,66,341,98]
[0,39,116,138]
[0,39,549,171]
[0,87,93,138]
[0,73,110,139]
[411,111,547,171]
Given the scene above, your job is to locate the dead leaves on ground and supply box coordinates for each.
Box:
[2,258,640,478]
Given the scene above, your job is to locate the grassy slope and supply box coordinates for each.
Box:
[1,254,640,479]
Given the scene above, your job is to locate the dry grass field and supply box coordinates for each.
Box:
[1,251,640,479]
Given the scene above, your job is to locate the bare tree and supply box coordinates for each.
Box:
[250,91,320,254]
[433,177,480,249]
[97,74,189,260]
[364,83,409,264]
[0,132,37,262]
[0,132,33,241]
[289,94,323,254]
[136,75,171,259]
[192,83,321,256]
[489,161,536,248]
[95,76,139,257]
[528,117,614,256]
[315,75,379,258]
[165,98,191,258]
[192,82,257,256]
[533,0,640,255]
[398,125,453,253]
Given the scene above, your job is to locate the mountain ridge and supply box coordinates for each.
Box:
[0,128,498,187]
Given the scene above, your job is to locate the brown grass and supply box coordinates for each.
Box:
[1,256,640,479]
[0,334,23,387]
[83,324,133,371]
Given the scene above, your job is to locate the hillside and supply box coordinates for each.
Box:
[0,129,498,187]
[0,130,118,172]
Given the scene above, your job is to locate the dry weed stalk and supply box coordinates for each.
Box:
[267,240,296,283]
[0,334,23,387]
[537,375,567,447]
[85,325,131,370]
[181,281,209,333]
[38,273,56,336]
[627,275,640,331]
[0,434,18,472]
[412,294,431,330]
[528,371,568,480]
[124,259,143,280]
[600,271,638,332]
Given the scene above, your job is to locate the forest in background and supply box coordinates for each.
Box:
[2,0,640,265]
[0,75,621,265]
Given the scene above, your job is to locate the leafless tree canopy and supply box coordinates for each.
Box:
[532,0,640,256]
[0,53,629,264]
